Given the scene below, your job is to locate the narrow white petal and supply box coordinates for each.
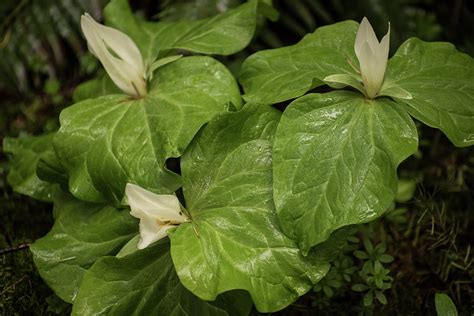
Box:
[379,23,391,61]
[375,23,390,81]
[81,15,104,62]
[80,14,146,97]
[358,42,379,98]
[81,15,133,94]
[125,183,188,223]
[82,13,144,75]
[355,18,391,98]
[137,214,175,249]
[355,17,379,59]
[101,53,145,96]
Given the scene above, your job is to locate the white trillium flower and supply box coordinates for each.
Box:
[80,13,147,97]
[355,17,390,99]
[125,183,189,249]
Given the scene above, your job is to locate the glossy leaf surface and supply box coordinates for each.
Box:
[273,91,418,253]
[104,0,276,62]
[385,38,474,147]
[170,104,330,312]
[55,56,240,203]
[72,241,252,316]
[239,21,359,104]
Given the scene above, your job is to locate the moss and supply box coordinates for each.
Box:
[0,182,67,314]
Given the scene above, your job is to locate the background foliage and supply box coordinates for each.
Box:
[1,0,473,314]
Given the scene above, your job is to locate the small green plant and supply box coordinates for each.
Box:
[311,232,395,311]
[352,260,393,306]
[354,239,394,266]
[313,255,356,298]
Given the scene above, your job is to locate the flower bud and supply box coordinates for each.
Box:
[355,17,390,98]
[81,13,147,97]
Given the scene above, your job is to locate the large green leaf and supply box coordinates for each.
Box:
[55,56,241,203]
[239,20,359,104]
[385,38,474,147]
[273,91,418,254]
[104,0,276,62]
[30,192,136,303]
[170,104,330,313]
[72,241,253,316]
[3,133,58,201]
[72,73,119,103]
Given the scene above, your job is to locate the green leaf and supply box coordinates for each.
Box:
[323,73,365,95]
[37,147,69,189]
[72,73,119,103]
[3,134,58,201]
[147,55,183,80]
[311,226,359,261]
[395,179,417,202]
[435,293,458,316]
[322,286,334,297]
[104,0,276,62]
[378,85,413,100]
[273,91,418,253]
[363,291,374,306]
[30,192,137,303]
[354,251,369,260]
[239,20,359,104]
[379,254,394,263]
[375,277,384,289]
[170,104,331,313]
[72,241,252,316]
[375,291,387,305]
[352,284,368,292]
[363,239,374,254]
[115,234,140,258]
[385,38,474,147]
[55,56,241,203]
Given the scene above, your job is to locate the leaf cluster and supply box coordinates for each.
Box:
[2,0,474,315]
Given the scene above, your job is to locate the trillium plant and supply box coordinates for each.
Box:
[4,0,474,314]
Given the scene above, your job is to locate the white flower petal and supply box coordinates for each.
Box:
[354,17,390,98]
[375,23,390,82]
[355,17,379,59]
[80,14,146,97]
[379,23,391,61]
[358,41,379,98]
[137,213,175,249]
[99,51,145,96]
[82,13,144,75]
[125,183,188,223]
